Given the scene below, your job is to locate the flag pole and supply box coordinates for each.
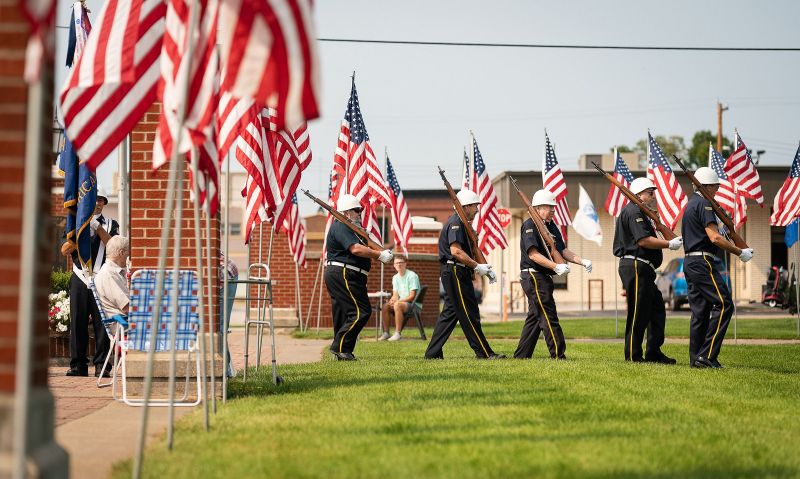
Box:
[796,218,800,337]
[204,193,217,413]
[134,0,199,471]
[166,149,185,450]
[315,261,324,334]
[378,148,387,338]
[304,257,322,332]
[732,187,738,342]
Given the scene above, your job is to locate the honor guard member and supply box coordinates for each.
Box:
[324,194,394,361]
[514,189,593,360]
[682,167,753,369]
[425,189,505,360]
[613,178,683,364]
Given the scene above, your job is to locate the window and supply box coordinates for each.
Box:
[229,223,241,236]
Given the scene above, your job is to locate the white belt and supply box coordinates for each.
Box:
[445,260,469,268]
[686,252,721,262]
[621,255,655,269]
[520,267,545,275]
[326,261,369,276]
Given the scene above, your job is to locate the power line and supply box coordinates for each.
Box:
[318,37,800,52]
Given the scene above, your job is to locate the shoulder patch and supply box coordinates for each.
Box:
[525,228,534,234]
[704,206,713,211]
[450,225,460,230]
[635,218,644,222]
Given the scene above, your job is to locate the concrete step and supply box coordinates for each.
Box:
[245,307,299,328]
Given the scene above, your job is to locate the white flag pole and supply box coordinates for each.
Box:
[189,148,209,431]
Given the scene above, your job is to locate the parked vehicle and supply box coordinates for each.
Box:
[655,258,731,311]
[761,265,797,313]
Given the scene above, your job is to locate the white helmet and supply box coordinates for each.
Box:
[456,189,481,206]
[97,186,110,205]
[337,194,362,212]
[531,189,557,207]
[695,166,720,185]
[630,177,656,195]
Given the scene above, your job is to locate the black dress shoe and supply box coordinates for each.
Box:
[555,355,568,360]
[66,367,88,377]
[645,354,677,365]
[424,355,444,360]
[710,359,724,369]
[330,351,357,361]
[692,357,714,369]
[479,353,507,360]
[95,366,112,378]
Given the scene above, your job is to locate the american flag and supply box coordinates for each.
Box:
[461,147,470,190]
[266,108,312,229]
[542,132,572,237]
[60,0,166,171]
[20,0,56,81]
[726,131,764,205]
[386,156,412,255]
[333,78,389,242]
[604,147,634,217]
[646,132,686,229]
[710,144,746,230]
[152,0,220,173]
[471,135,507,254]
[188,137,220,216]
[216,92,257,159]
[770,143,800,227]
[218,0,320,129]
[235,108,274,243]
[321,165,344,257]
[282,193,306,268]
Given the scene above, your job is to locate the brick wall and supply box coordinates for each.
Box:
[129,103,221,328]
[249,220,443,330]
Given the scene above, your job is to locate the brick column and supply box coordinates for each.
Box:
[0,2,69,475]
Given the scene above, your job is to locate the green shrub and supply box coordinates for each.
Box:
[50,269,71,293]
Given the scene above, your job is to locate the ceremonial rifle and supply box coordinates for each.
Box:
[591,161,677,240]
[301,189,383,251]
[509,176,566,264]
[437,166,487,264]
[671,155,748,249]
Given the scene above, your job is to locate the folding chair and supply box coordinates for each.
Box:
[402,285,428,339]
[86,276,128,390]
[119,269,202,407]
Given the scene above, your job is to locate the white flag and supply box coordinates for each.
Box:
[572,184,603,246]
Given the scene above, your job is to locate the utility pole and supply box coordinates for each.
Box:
[717,100,729,152]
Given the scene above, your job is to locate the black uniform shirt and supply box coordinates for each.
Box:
[69,215,120,269]
[612,202,663,268]
[438,214,475,264]
[325,220,371,272]
[682,193,723,257]
[519,218,565,275]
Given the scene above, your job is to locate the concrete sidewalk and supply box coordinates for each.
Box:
[51,330,328,479]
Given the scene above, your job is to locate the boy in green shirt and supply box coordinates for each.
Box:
[379,256,421,341]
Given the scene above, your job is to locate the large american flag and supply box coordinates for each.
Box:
[471,135,507,254]
[267,108,312,228]
[726,131,764,205]
[60,0,166,171]
[235,107,274,243]
[770,143,800,227]
[604,148,634,217]
[282,193,306,268]
[218,0,320,129]
[333,78,389,243]
[386,156,412,255]
[710,144,746,230]
[542,132,572,237]
[646,132,686,229]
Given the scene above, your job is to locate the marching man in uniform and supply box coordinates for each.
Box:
[425,190,505,360]
[514,189,593,360]
[682,167,753,369]
[613,178,683,364]
[324,194,394,361]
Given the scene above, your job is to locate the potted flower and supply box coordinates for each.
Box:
[49,269,72,357]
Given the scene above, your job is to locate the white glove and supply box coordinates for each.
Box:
[739,248,754,263]
[668,236,684,251]
[90,218,101,232]
[554,263,569,276]
[581,259,593,273]
[474,264,492,277]
[486,270,497,284]
[377,249,394,264]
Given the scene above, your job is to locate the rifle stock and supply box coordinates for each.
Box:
[437,166,487,264]
[590,162,677,241]
[671,155,748,249]
[509,176,566,264]
[300,189,383,251]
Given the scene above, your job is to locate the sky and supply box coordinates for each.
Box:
[54,0,800,216]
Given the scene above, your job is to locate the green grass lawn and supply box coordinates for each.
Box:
[113,340,800,479]
[294,316,800,341]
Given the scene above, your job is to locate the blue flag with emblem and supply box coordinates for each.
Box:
[59,136,97,270]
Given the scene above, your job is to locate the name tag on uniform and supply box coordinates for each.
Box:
[704,206,713,211]
[451,225,460,230]
[635,218,643,222]
[525,228,534,233]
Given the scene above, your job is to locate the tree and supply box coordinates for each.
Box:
[611,145,634,153]
[687,130,732,168]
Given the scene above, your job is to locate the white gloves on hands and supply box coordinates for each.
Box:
[739,248,754,263]
[90,218,101,233]
[581,259,593,273]
[554,263,570,276]
[668,236,684,251]
[486,270,497,284]
[377,249,394,264]
[474,263,492,277]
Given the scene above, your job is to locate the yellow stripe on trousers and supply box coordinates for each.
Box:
[703,256,726,358]
[630,260,639,359]
[339,268,361,353]
[453,266,490,357]
[530,271,558,358]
